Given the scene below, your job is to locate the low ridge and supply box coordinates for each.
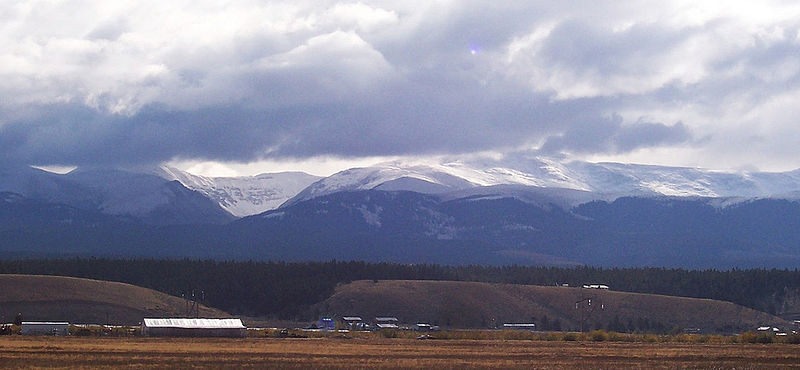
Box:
[314,280,787,333]
[0,274,230,325]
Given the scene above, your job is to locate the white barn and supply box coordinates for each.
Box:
[141,318,246,338]
[375,317,399,329]
[21,322,69,336]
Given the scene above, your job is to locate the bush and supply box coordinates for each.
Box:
[738,332,758,343]
[778,334,800,344]
[562,332,578,341]
[544,332,561,341]
[589,330,608,342]
[607,331,634,342]
[500,330,536,341]
[756,333,774,344]
[642,334,658,343]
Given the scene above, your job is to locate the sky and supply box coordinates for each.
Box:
[2,1,800,176]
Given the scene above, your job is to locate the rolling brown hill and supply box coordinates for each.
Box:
[0,274,230,325]
[313,280,789,333]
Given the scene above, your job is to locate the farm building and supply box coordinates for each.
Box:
[141,318,246,338]
[21,321,69,336]
[341,316,367,330]
[375,317,399,329]
[502,323,536,330]
[317,317,335,331]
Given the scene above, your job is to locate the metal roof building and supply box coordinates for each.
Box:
[21,322,69,336]
[141,318,246,338]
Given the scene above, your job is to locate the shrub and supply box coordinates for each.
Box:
[501,330,536,341]
[562,332,578,341]
[607,331,634,342]
[545,332,561,341]
[756,333,773,344]
[778,334,800,344]
[589,330,608,342]
[738,332,758,343]
[642,334,658,343]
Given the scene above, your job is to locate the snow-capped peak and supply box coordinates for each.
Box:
[282,163,477,207]
[157,166,321,217]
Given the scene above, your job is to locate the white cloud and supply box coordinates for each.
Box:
[2,1,800,172]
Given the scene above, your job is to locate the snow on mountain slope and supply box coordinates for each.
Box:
[6,157,800,218]
[282,163,477,207]
[65,168,182,215]
[439,185,604,210]
[0,165,233,224]
[63,168,234,224]
[157,167,321,217]
[0,165,100,207]
[283,156,800,206]
[567,162,800,197]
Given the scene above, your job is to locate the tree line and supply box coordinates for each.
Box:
[0,258,797,319]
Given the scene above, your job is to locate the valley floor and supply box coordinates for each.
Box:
[0,336,798,369]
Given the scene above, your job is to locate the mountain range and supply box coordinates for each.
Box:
[2,157,800,268]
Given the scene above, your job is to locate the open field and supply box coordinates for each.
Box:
[0,336,798,369]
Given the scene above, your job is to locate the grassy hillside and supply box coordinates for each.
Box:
[314,280,788,333]
[0,274,230,325]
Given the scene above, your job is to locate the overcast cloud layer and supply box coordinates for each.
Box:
[2,1,800,172]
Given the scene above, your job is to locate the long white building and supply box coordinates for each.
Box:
[141,318,246,337]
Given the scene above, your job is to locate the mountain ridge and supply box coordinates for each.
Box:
[7,157,800,219]
[0,165,233,225]
[282,157,800,209]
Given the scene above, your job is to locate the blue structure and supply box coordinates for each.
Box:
[318,317,335,331]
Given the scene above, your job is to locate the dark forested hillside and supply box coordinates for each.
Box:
[0,258,797,321]
[5,189,800,268]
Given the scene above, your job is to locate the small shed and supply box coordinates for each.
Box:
[317,317,335,331]
[582,284,610,290]
[375,317,399,329]
[502,323,536,330]
[341,316,366,330]
[21,322,69,336]
[141,318,246,338]
[413,323,432,332]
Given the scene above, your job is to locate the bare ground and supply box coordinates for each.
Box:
[0,336,797,369]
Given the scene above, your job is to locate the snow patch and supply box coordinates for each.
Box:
[358,205,382,227]
[262,211,285,219]
[157,166,321,217]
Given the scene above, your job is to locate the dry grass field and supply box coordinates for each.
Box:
[315,280,789,332]
[0,336,798,369]
[0,274,229,324]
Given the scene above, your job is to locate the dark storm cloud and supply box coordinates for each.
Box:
[0,93,614,166]
[539,115,691,155]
